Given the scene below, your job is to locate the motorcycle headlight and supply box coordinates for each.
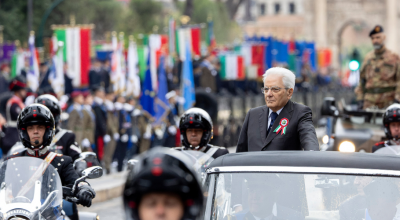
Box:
[322,135,329,144]
[339,141,356,152]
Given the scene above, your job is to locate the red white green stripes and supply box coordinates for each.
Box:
[54,27,91,87]
[219,54,245,80]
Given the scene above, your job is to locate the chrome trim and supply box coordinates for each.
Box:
[207,166,400,176]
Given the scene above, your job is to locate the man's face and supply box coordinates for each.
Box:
[74,95,84,105]
[85,95,93,105]
[17,89,27,99]
[106,93,115,101]
[390,122,400,139]
[27,124,46,146]
[186,128,203,147]
[138,193,184,220]
[371,33,385,50]
[96,90,105,100]
[263,74,293,112]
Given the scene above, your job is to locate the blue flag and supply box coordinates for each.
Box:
[140,48,155,116]
[154,56,169,124]
[181,42,196,111]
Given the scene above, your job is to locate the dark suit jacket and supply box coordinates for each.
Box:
[236,100,319,152]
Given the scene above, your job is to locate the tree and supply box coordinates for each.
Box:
[121,0,165,36]
[224,0,246,20]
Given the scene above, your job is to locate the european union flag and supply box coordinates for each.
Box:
[140,48,155,116]
[181,42,195,111]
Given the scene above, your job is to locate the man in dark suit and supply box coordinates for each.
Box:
[236,67,319,152]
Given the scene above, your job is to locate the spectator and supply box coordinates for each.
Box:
[82,91,95,152]
[92,86,107,161]
[114,95,132,172]
[0,64,10,94]
[67,90,85,147]
[64,63,73,96]
[89,59,110,90]
[103,89,119,174]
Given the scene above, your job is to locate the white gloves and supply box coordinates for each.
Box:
[113,133,120,141]
[103,134,111,143]
[168,126,177,135]
[131,135,138,143]
[81,138,90,148]
[143,125,152,139]
[121,134,129,143]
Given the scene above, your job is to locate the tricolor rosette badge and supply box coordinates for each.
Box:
[274,118,289,135]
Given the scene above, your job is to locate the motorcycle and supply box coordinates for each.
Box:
[0,156,102,220]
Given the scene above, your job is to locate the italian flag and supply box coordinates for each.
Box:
[11,48,25,78]
[54,27,91,87]
[219,54,245,80]
[176,27,201,60]
[149,34,169,91]
[137,46,149,82]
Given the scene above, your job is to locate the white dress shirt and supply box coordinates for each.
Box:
[268,107,284,128]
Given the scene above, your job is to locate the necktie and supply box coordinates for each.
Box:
[267,112,278,135]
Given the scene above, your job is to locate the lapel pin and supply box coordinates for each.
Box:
[274,118,289,135]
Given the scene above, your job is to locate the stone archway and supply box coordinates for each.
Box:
[336,19,369,72]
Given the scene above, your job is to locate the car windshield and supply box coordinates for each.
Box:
[204,172,400,220]
[0,157,63,218]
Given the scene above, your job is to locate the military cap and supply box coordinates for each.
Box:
[369,25,384,37]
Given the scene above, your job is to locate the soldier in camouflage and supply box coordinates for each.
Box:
[355,25,400,109]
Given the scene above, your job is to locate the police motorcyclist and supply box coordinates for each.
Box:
[35,94,82,161]
[8,104,95,208]
[373,103,400,152]
[177,107,228,159]
[123,147,204,220]
[1,75,27,155]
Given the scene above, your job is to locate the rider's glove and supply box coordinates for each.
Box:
[76,184,96,207]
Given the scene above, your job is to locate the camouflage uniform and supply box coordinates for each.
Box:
[355,47,400,109]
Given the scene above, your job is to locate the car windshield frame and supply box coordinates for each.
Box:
[204,166,400,220]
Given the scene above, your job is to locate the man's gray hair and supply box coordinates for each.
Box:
[262,67,296,89]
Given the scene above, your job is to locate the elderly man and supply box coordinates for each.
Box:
[236,67,319,152]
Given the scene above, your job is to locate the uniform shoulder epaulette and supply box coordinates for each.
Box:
[375,141,385,146]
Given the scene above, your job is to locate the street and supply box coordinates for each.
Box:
[79,197,124,219]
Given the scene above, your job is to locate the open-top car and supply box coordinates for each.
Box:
[203,151,400,220]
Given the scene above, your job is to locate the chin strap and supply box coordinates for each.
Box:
[26,146,50,157]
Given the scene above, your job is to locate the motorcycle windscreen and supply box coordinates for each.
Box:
[0,157,63,216]
[179,150,214,181]
[375,145,400,155]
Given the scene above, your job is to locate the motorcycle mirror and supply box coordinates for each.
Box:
[81,166,103,179]
[127,159,138,171]
[80,152,97,160]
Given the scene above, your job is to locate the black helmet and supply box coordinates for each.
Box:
[123,147,204,220]
[17,104,55,150]
[383,104,400,140]
[179,107,213,149]
[35,94,61,127]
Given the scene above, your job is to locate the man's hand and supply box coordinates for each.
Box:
[76,184,96,207]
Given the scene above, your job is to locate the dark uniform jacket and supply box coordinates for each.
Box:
[236,100,319,152]
[2,95,25,154]
[8,149,80,188]
[52,129,82,161]
[92,102,107,138]
[175,144,229,159]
